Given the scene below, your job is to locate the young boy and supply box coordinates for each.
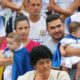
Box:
[60,22,80,80]
[3,32,32,80]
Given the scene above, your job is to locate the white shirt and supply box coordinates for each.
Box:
[71,12,80,22]
[29,16,49,44]
[17,69,70,80]
[44,37,58,53]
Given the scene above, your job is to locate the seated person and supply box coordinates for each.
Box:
[17,45,70,80]
[60,22,80,80]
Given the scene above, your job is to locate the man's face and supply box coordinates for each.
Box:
[47,19,64,41]
[28,0,42,16]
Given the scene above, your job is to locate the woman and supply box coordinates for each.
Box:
[17,45,70,80]
[0,14,40,80]
[14,14,40,52]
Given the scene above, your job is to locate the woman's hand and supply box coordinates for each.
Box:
[34,73,43,80]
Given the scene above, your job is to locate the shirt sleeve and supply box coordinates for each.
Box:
[58,71,70,80]
[17,76,23,80]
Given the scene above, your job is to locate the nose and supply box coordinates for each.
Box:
[55,27,59,32]
[22,29,26,33]
[43,63,48,68]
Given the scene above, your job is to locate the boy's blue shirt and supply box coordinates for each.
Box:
[12,47,33,80]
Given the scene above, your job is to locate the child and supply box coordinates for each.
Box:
[3,32,32,80]
[60,22,80,80]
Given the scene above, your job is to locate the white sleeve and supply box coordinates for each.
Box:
[58,71,70,80]
[0,17,6,37]
[71,12,80,22]
[17,76,24,80]
[60,38,69,46]
[60,38,76,46]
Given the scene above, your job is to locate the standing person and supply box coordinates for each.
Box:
[2,0,22,12]
[60,22,80,80]
[0,17,6,48]
[0,1,6,47]
[28,0,49,44]
[44,14,80,80]
[49,0,80,21]
[17,45,70,80]
[2,0,24,35]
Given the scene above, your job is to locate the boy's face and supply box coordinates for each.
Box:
[73,27,80,38]
[7,38,19,50]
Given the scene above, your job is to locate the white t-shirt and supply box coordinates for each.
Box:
[44,37,58,53]
[12,0,23,7]
[29,16,49,44]
[0,17,6,37]
[71,12,80,22]
[55,0,75,10]
[17,69,70,80]
[41,0,49,18]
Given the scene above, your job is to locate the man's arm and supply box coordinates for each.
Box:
[67,0,80,12]
[50,0,72,16]
[65,45,80,57]
[2,0,21,11]
[60,45,66,56]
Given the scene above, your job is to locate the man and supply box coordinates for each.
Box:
[28,0,49,44]
[44,14,80,80]
[44,14,64,53]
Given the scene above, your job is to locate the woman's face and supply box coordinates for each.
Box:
[35,58,51,75]
[15,20,30,40]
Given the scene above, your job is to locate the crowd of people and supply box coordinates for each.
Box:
[0,0,80,80]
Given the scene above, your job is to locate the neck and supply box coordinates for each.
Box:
[21,39,30,46]
[29,15,40,22]
[52,38,59,43]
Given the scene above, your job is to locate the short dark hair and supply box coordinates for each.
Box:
[30,45,53,66]
[14,14,30,30]
[46,14,63,28]
[69,21,80,33]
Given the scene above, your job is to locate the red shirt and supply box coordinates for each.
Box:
[25,40,40,52]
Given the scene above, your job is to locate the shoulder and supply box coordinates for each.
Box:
[58,71,70,80]
[25,40,40,52]
[51,69,70,80]
[17,70,35,80]
[29,40,40,46]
